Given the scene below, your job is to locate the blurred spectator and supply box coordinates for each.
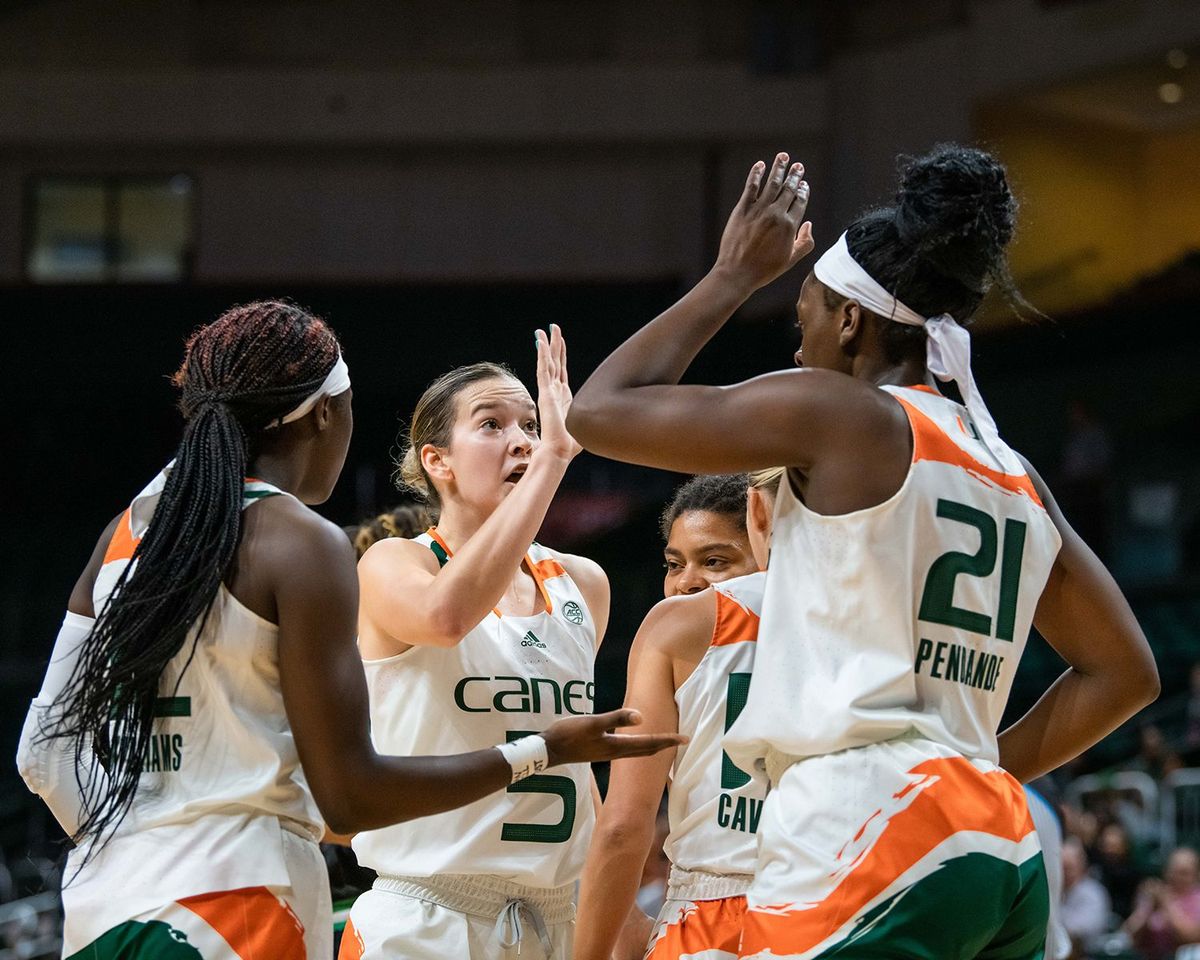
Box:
[1186,663,1200,757]
[1131,724,1183,782]
[1063,803,1100,854]
[1061,836,1111,953]
[1095,822,1143,920]
[1125,847,1200,960]
[1059,400,1113,561]
[1026,784,1071,960]
[347,501,432,559]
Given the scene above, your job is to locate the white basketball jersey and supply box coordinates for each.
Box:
[58,466,324,931]
[89,468,323,837]
[725,385,1062,776]
[352,533,597,888]
[664,573,767,882]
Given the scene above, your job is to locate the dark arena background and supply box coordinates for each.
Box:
[3,2,1200,957]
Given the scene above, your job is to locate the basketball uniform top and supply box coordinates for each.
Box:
[62,465,323,926]
[725,385,1062,776]
[664,572,767,883]
[351,531,598,888]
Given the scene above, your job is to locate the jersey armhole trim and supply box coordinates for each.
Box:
[711,590,760,647]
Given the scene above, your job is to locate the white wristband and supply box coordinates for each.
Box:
[496,735,549,783]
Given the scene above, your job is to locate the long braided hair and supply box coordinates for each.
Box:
[46,301,340,850]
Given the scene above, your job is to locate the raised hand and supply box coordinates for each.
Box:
[541,708,685,766]
[534,323,583,462]
[715,152,814,292]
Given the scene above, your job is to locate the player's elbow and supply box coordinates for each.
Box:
[565,396,602,445]
[306,755,384,834]
[16,707,48,795]
[318,805,359,837]
[1130,655,1161,709]
[313,784,379,835]
[15,742,42,796]
[594,810,656,852]
[424,605,472,647]
[1101,647,1160,721]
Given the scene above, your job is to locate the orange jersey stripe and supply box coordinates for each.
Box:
[739,755,1034,956]
[336,918,365,960]
[529,557,566,581]
[424,527,562,617]
[896,396,1043,506]
[711,591,760,647]
[528,557,566,616]
[102,509,140,565]
[648,895,747,958]
[178,886,306,960]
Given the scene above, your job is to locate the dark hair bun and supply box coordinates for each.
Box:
[893,145,1016,295]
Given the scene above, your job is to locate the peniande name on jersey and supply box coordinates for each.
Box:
[913,638,1005,692]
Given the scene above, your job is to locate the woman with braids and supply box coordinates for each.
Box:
[16,302,679,960]
[339,339,609,960]
[567,147,1159,958]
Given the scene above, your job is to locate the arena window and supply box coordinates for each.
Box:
[24,174,195,283]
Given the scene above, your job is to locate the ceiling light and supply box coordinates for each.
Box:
[1166,49,1188,70]
[1159,82,1184,104]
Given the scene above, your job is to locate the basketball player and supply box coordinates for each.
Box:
[658,473,759,597]
[16,303,679,959]
[567,147,1159,957]
[341,337,613,959]
[577,470,781,960]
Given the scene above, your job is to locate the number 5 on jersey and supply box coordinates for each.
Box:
[501,730,576,844]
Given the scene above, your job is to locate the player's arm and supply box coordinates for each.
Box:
[997,457,1159,783]
[273,503,683,833]
[17,513,121,834]
[575,595,708,960]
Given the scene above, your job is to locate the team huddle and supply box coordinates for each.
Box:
[17,145,1159,960]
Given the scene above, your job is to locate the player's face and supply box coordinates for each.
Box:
[793,272,843,371]
[663,510,757,598]
[437,377,540,512]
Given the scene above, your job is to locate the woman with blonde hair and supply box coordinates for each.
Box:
[342,331,641,959]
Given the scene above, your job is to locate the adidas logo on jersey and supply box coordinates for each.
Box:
[520,630,546,649]
[562,601,585,625]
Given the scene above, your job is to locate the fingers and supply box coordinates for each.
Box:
[790,219,815,265]
[761,152,790,203]
[740,160,766,208]
[604,732,689,759]
[771,163,805,213]
[550,323,569,387]
[595,707,643,730]
[534,328,550,388]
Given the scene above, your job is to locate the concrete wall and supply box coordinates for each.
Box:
[0,0,1197,289]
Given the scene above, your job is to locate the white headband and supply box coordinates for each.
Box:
[813,233,1018,472]
[268,352,351,428]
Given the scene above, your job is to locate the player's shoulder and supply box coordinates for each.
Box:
[359,534,441,577]
[711,570,767,608]
[245,493,355,569]
[638,589,718,660]
[549,549,608,593]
